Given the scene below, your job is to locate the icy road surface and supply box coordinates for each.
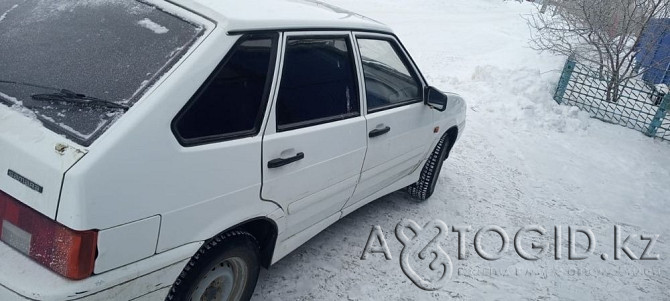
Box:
[251,0,670,300]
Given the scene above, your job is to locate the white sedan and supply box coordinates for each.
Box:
[0,0,466,300]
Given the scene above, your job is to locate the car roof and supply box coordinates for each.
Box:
[190,0,393,34]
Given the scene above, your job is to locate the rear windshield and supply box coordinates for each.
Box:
[0,0,204,146]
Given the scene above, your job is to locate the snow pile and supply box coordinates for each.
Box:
[468,65,592,133]
[137,18,169,34]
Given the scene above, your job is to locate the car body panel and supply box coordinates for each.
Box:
[261,31,367,239]
[0,0,466,299]
[0,240,201,301]
[94,215,161,274]
[346,102,434,208]
[191,0,391,34]
[0,105,86,219]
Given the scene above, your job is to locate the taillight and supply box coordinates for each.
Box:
[0,190,97,280]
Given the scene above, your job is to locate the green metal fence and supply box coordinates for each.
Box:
[554,57,670,141]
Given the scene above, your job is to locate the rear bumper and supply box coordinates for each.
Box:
[0,241,201,300]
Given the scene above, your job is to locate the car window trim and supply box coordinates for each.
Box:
[171,33,279,147]
[354,34,427,114]
[367,98,423,114]
[275,33,361,132]
[228,28,393,36]
[276,111,360,132]
[227,28,427,84]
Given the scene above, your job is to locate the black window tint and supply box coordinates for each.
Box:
[174,36,276,145]
[357,39,422,112]
[276,37,359,130]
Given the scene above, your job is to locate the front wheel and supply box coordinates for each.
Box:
[406,134,451,201]
[166,231,260,301]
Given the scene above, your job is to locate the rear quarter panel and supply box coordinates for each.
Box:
[57,16,281,272]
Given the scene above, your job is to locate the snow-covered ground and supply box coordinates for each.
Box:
[251,0,670,300]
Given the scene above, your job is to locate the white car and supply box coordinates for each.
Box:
[0,0,466,300]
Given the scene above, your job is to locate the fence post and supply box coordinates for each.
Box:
[554,55,576,104]
[647,93,670,137]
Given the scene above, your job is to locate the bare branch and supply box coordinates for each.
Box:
[527,0,670,102]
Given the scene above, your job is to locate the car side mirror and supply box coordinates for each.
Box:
[425,86,448,112]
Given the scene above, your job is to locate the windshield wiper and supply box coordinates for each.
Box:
[0,80,129,111]
[31,89,129,111]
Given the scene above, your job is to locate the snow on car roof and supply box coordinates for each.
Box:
[190,0,392,33]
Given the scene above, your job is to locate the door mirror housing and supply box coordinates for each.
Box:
[425,86,448,112]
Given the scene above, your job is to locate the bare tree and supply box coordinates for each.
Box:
[528,0,670,102]
[540,1,551,13]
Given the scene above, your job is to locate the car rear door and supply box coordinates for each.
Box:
[344,33,434,209]
[261,32,366,238]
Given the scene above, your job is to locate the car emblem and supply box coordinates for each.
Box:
[7,170,43,194]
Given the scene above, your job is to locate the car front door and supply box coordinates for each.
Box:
[344,33,434,210]
[262,32,367,238]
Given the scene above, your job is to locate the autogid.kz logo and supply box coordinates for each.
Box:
[361,219,454,291]
[396,219,453,290]
[360,219,661,291]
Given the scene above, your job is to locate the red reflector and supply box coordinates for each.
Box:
[0,190,97,280]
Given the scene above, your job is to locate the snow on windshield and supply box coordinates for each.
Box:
[20,0,153,22]
[138,18,170,34]
[0,0,204,146]
[0,4,18,22]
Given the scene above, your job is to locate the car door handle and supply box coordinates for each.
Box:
[369,126,391,138]
[268,152,305,169]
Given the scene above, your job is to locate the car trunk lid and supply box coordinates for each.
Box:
[0,105,86,219]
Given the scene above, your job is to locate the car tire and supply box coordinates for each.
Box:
[406,133,451,201]
[166,230,260,301]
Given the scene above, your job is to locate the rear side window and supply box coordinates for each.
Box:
[357,38,422,112]
[276,37,359,131]
[174,35,277,146]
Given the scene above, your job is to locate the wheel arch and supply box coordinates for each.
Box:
[443,126,459,160]
[204,217,279,269]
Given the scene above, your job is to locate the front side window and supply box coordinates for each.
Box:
[174,35,277,146]
[357,38,422,112]
[0,1,204,146]
[276,37,359,131]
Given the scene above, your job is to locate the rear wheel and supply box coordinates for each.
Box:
[406,134,451,201]
[166,231,260,301]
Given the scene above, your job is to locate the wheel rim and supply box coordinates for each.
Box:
[190,257,248,301]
